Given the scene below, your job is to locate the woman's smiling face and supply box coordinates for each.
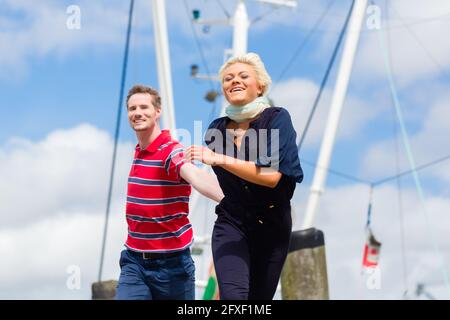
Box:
[222,62,263,106]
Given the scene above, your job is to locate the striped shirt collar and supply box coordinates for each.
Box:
[135,130,172,153]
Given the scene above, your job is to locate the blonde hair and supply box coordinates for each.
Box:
[219,52,272,96]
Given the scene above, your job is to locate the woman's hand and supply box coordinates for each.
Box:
[185,145,224,166]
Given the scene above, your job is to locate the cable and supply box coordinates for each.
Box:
[207,82,222,124]
[98,0,134,283]
[385,8,450,31]
[296,0,354,151]
[389,4,450,80]
[376,12,450,296]
[273,0,335,88]
[183,0,216,91]
[131,0,139,82]
[292,9,450,28]
[216,0,231,19]
[386,1,409,295]
[275,11,450,34]
[251,5,282,25]
[372,154,450,187]
[394,117,409,298]
[301,158,371,184]
[386,2,409,294]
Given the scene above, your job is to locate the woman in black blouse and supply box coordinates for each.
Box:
[185,52,303,300]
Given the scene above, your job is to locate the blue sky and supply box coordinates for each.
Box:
[1,0,450,300]
[1,0,444,187]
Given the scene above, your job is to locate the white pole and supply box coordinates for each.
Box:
[301,0,368,229]
[232,0,249,57]
[151,0,176,133]
[191,1,251,215]
[218,1,250,117]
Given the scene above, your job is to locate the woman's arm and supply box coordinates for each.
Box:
[185,146,282,188]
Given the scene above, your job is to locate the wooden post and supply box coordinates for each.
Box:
[281,228,329,300]
[92,280,118,300]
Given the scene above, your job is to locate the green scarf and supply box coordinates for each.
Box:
[225,96,271,123]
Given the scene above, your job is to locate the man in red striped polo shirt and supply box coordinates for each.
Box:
[116,84,224,300]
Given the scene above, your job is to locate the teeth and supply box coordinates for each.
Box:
[231,88,243,92]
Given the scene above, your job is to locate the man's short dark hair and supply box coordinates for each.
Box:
[126,84,161,109]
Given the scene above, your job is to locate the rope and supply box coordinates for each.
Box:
[389,5,450,80]
[372,154,450,186]
[272,0,335,89]
[376,9,450,296]
[394,110,409,297]
[98,0,134,283]
[386,2,409,293]
[388,7,409,291]
[251,5,282,25]
[215,0,231,19]
[303,152,450,186]
[301,158,371,184]
[285,11,450,34]
[183,0,216,91]
[296,0,355,151]
[366,185,374,228]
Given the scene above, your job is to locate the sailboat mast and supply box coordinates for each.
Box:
[151,0,177,133]
[301,0,368,229]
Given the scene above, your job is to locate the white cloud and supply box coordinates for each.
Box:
[0,124,135,299]
[0,124,134,229]
[354,0,450,87]
[0,209,127,299]
[293,183,450,299]
[192,179,450,300]
[261,0,450,89]
[270,77,379,148]
[3,0,449,88]
[1,124,449,299]
[0,0,154,80]
[361,90,450,183]
[0,124,217,299]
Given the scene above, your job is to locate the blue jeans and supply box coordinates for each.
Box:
[115,249,195,300]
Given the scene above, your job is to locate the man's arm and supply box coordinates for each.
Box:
[180,162,225,203]
[185,146,282,188]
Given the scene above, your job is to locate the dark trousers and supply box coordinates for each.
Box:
[116,249,195,300]
[212,202,292,300]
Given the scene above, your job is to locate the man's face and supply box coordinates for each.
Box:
[127,93,161,132]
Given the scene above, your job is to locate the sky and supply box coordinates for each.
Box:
[1,0,450,300]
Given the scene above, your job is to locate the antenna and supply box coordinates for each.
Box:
[190,0,298,113]
[187,0,299,293]
[253,0,297,8]
[301,0,368,229]
[152,0,176,133]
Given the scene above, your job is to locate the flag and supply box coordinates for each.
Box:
[362,228,381,268]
